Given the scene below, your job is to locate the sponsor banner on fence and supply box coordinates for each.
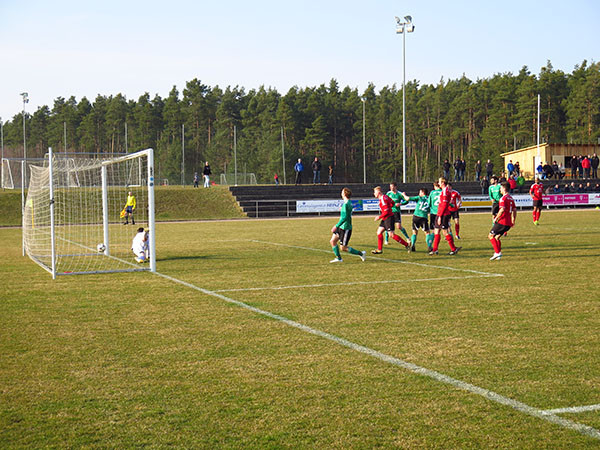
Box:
[296,193,598,213]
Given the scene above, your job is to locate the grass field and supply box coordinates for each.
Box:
[1,209,599,447]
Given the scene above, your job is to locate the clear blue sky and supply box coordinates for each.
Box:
[1,0,598,123]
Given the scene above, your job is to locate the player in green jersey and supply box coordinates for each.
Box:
[330,188,367,263]
[488,176,502,220]
[404,188,431,252]
[384,182,410,245]
[426,181,442,251]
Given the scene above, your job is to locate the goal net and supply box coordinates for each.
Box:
[23,148,156,278]
[219,173,257,185]
[2,157,46,189]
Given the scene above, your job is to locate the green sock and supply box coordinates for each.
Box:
[332,246,341,259]
[410,235,417,246]
[348,247,361,256]
[384,231,389,242]
[426,234,433,248]
[401,227,410,239]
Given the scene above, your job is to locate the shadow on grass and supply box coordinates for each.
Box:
[157,254,239,262]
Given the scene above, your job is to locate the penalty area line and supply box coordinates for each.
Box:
[213,274,499,293]
[249,239,503,278]
[543,404,600,415]
[153,269,599,441]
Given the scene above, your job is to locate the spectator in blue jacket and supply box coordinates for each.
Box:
[294,158,304,185]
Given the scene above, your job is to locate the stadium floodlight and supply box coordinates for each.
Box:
[20,92,29,182]
[23,148,156,278]
[395,15,414,183]
[361,97,366,184]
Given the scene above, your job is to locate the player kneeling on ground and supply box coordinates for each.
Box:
[132,227,149,263]
[489,182,517,261]
[330,188,366,263]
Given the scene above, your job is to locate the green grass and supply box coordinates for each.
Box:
[1,210,599,447]
[0,186,245,226]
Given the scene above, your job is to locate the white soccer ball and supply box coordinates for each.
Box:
[97,243,106,253]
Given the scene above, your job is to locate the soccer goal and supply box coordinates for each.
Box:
[2,157,46,189]
[23,148,156,278]
[219,173,257,185]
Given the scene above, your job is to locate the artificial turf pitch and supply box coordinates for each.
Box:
[1,209,599,447]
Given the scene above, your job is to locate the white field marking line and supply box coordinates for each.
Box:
[249,239,504,278]
[542,404,600,415]
[153,270,600,441]
[524,242,538,245]
[212,274,498,293]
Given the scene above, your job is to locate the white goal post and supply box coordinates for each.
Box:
[23,148,156,278]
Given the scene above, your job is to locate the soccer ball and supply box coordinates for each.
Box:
[97,243,106,253]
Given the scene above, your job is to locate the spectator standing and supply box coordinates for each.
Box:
[514,161,521,177]
[485,160,494,180]
[328,165,334,185]
[193,172,199,188]
[294,158,304,185]
[551,161,559,179]
[591,153,599,178]
[480,176,490,195]
[570,156,578,178]
[582,156,591,179]
[507,160,515,176]
[460,158,466,181]
[542,162,554,180]
[442,159,451,180]
[274,173,280,185]
[578,155,584,179]
[453,158,461,182]
[507,174,517,192]
[202,161,212,188]
[312,157,322,184]
[475,160,482,181]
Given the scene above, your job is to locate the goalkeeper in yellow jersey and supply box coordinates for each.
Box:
[123,191,136,225]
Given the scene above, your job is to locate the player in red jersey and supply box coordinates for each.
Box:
[429,178,461,256]
[448,183,462,239]
[529,177,544,225]
[489,182,517,260]
[371,186,410,254]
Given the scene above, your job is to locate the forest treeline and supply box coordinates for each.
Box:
[2,60,599,184]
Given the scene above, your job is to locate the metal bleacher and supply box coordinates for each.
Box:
[229,181,513,218]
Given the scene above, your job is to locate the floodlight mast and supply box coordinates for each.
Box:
[20,92,29,186]
[396,16,414,183]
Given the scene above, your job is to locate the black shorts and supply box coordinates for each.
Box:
[412,216,429,232]
[334,227,352,247]
[490,223,511,236]
[491,202,500,216]
[435,215,451,230]
[450,210,460,220]
[393,211,402,224]
[429,214,437,230]
[125,206,133,213]
[379,216,395,231]
[533,199,543,208]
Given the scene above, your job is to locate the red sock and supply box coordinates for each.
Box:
[536,210,541,221]
[391,233,408,247]
[496,238,502,253]
[432,234,441,251]
[445,234,457,252]
[455,223,460,236]
[533,210,536,222]
[490,237,499,253]
[377,233,384,250]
